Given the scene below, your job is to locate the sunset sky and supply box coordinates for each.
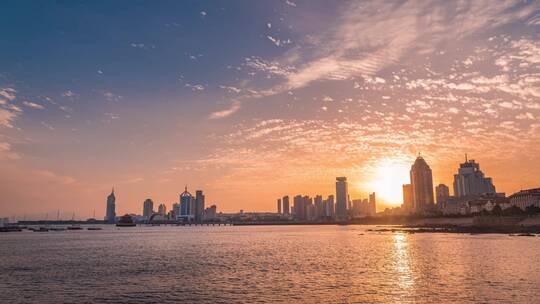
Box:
[1,0,539,219]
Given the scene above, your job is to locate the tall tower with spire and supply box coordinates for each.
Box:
[410,156,435,213]
[105,188,116,223]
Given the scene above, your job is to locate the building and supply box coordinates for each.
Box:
[158,203,167,215]
[277,198,282,214]
[204,204,218,220]
[282,196,290,215]
[336,177,348,219]
[105,188,116,223]
[179,186,194,222]
[326,195,335,218]
[314,195,324,219]
[509,188,540,210]
[172,203,180,219]
[368,192,376,215]
[453,155,496,197]
[195,190,205,222]
[143,199,154,218]
[410,156,435,213]
[435,184,450,209]
[402,184,413,212]
[293,195,304,220]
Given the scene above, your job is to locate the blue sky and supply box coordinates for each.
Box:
[1,0,539,218]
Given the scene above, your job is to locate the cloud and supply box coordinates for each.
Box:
[200,11,207,17]
[0,88,16,103]
[103,91,122,102]
[185,83,205,91]
[62,90,76,98]
[22,101,45,109]
[209,100,242,119]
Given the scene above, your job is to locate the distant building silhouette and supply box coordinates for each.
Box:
[453,155,496,197]
[435,184,450,209]
[105,188,116,223]
[277,198,282,214]
[336,177,348,219]
[158,203,167,215]
[410,156,435,213]
[195,190,205,222]
[179,186,194,222]
[402,184,413,212]
[282,196,290,215]
[326,195,335,218]
[143,199,154,219]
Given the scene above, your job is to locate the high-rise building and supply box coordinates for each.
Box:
[172,203,180,219]
[314,195,323,219]
[158,203,167,215]
[293,195,304,220]
[402,184,413,212]
[336,177,348,219]
[277,198,282,214]
[453,155,496,197]
[410,156,435,213]
[105,188,116,223]
[435,184,450,208]
[282,196,290,215]
[326,195,335,218]
[143,198,154,218]
[179,186,194,221]
[369,192,377,215]
[195,190,205,222]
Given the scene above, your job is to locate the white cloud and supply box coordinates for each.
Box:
[62,90,76,98]
[185,83,205,91]
[22,101,45,109]
[209,100,242,119]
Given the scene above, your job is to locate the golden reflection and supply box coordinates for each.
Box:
[392,233,414,293]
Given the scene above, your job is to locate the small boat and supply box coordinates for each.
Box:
[67,225,83,230]
[33,227,49,232]
[116,214,136,227]
[87,227,102,231]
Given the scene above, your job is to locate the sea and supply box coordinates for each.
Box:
[1,225,539,303]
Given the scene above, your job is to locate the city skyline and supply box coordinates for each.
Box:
[1,1,540,218]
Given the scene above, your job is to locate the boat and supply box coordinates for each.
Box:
[87,227,102,231]
[33,227,49,232]
[116,214,137,227]
[67,224,83,230]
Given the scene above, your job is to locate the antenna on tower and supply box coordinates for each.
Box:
[465,153,468,162]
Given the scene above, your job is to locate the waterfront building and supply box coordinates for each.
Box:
[326,195,335,218]
[195,190,205,222]
[453,155,496,197]
[336,177,348,219]
[402,184,413,212]
[435,184,450,209]
[314,195,323,219]
[179,186,194,222]
[293,195,304,220]
[105,188,116,223]
[509,188,540,210]
[282,196,290,215]
[158,203,167,215]
[410,156,435,213]
[204,204,218,220]
[369,192,376,215]
[277,198,282,214]
[172,203,180,219]
[143,199,154,219]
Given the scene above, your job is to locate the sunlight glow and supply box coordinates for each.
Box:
[367,160,410,205]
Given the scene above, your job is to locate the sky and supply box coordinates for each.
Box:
[0,0,539,219]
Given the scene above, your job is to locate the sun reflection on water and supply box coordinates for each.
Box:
[392,233,414,293]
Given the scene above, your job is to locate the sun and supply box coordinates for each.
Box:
[366,160,410,205]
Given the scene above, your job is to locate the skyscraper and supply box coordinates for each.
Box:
[293,195,304,220]
[277,198,282,214]
[143,198,154,218]
[326,195,335,218]
[435,184,450,207]
[314,195,323,219]
[195,190,205,222]
[282,196,290,215]
[158,203,167,215]
[336,177,348,219]
[368,192,377,215]
[410,156,435,213]
[179,186,194,221]
[453,155,496,197]
[402,184,413,212]
[105,188,116,224]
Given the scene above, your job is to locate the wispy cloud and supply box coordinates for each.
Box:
[22,101,45,109]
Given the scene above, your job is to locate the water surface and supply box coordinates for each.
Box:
[1,225,539,303]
